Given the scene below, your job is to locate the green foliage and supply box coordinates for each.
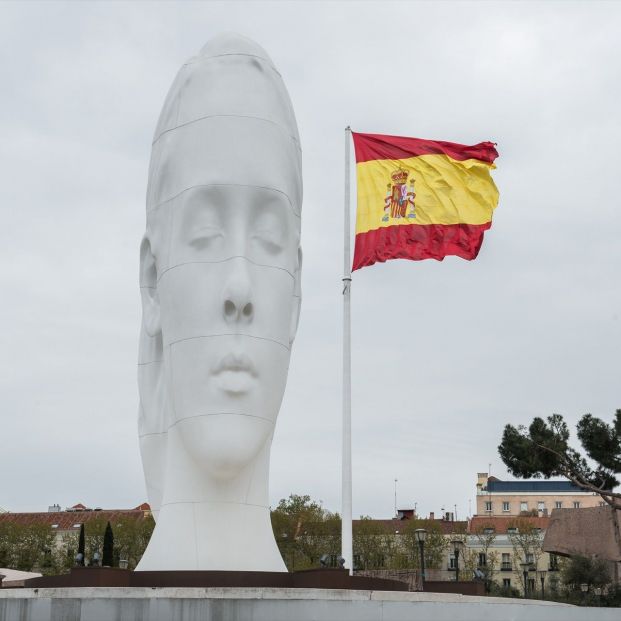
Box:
[398,519,450,570]
[0,514,155,575]
[561,555,611,591]
[353,517,390,569]
[498,410,621,507]
[270,494,340,570]
[102,522,114,567]
[0,522,56,574]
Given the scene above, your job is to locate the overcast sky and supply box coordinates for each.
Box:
[1,1,619,521]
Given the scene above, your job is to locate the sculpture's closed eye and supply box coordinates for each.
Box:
[190,225,224,248]
[252,229,283,254]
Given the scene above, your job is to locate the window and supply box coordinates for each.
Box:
[549,554,560,571]
[555,501,563,509]
[483,527,495,535]
[448,553,457,569]
[528,578,536,592]
[478,552,487,567]
[503,578,511,588]
[526,553,534,564]
[537,501,545,512]
[51,524,58,528]
[520,502,528,512]
[502,501,510,512]
[573,501,581,509]
[507,527,518,535]
[501,553,511,570]
[485,501,492,512]
[599,502,606,507]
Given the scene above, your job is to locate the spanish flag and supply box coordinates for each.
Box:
[352,132,499,271]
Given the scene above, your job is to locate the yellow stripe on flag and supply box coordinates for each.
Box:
[355,154,499,235]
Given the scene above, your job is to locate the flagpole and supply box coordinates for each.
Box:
[342,125,353,574]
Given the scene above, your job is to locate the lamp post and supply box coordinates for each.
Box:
[537,570,547,600]
[414,528,427,588]
[451,539,465,582]
[580,582,589,605]
[520,562,531,598]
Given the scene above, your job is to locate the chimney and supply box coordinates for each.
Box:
[429,512,435,520]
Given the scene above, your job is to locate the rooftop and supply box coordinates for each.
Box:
[469,515,550,534]
[485,479,587,493]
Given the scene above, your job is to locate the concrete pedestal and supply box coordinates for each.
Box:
[1,587,619,621]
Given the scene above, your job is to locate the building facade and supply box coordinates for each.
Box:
[467,515,561,595]
[476,472,602,517]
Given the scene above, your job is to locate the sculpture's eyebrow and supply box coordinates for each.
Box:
[147,183,301,219]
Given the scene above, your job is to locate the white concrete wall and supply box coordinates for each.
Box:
[1,587,619,621]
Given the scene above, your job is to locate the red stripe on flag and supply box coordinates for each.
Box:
[352,222,492,271]
[352,132,498,165]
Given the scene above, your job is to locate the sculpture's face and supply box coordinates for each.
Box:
[146,118,301,479]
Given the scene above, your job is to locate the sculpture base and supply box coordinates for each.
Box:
[22,567,408,591]
[1,586,617,621]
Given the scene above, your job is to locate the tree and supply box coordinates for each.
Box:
[467,523,499,589]
[399,519,449,571]
[353,517,390,570]
[77,523,85,565]
[498,410,621,509]
[270,494,340,570]
[561,555,611,592]
[102,521,114,567]
[506,519,545,594]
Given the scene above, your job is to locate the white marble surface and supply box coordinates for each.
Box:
[1,588,618,621]
[137,33,302,571]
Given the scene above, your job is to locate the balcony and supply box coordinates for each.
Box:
[500,563,512,571]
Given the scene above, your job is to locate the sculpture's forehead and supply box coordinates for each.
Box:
[148,37,302,216]
[147,117,301,216]
[153,53,299,146]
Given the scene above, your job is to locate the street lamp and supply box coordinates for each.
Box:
[451,539,465,582]
[520,562,531,598]
[537,570,547,599]
[414,529,427,587]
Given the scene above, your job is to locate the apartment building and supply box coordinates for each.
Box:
[475,472,602,517]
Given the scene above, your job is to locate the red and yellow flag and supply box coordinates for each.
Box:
[351,132,499,271]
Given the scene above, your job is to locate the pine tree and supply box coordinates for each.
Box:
[498,410,621,509]
[102,521,114,567]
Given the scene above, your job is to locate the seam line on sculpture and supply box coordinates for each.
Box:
[157,256,296,283]
[147,183,301,218]
[168,412,275,431]
[153,114,301,148]
[137,359,163,366]
[160,500,269,509]
[139,412,274,438]
[183,52,281,79]
[169,333,290,351]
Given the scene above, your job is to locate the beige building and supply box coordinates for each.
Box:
[467,515,560,595]
[476,473,602,517]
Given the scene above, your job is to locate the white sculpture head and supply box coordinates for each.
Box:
[137,34,301,571]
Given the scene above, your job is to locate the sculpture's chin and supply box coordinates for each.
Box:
[177,413,275,480]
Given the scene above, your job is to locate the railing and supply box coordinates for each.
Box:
[500,562,512,571]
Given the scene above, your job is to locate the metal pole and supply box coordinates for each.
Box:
[341,126,353,574]
[455,549,460,582]
[394,479,398,517]
[419,540,426,587]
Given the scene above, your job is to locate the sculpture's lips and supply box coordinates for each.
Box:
[212,352,257,395]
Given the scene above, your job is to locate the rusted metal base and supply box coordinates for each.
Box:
[23,567,408,591]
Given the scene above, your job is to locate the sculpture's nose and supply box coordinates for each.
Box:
[222,260,254,324]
